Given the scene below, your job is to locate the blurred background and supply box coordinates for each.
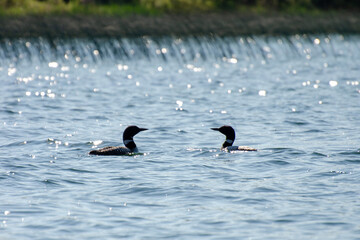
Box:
[1,0,360,15]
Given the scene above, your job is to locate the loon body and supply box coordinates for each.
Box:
[89,125,148,155]
[211,125,257,152]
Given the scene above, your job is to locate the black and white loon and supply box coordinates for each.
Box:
[211,125,257,152]
[89,125,148,155]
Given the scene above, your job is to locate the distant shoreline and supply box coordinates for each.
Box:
[1,12,360,38]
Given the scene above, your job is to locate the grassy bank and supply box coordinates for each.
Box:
[0,0,156,16]
[1,0,360,38]
[1,13,360,39]
[1,0,359,16]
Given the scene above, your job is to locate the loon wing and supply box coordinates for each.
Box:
[89,146,131,155]
[226,146,257,152]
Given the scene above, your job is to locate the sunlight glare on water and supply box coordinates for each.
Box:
[0,34,360,239]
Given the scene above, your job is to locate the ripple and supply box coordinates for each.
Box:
[110,176,136,181]
[337,149,360,156]
[311,170,349,178]
[274,219,295,223]
[322,221,348,226]
[264,148,306,155]
[237,198,271,204]
[305,129,324,133]
[65,168,98,174]
[340,159,360,164]
[42,179,61,186]
[284,119,309,126]
[311,151,328,157]
[266,160,291,165]
[253,187,279,193]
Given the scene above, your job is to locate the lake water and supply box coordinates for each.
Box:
[1,34,360,239]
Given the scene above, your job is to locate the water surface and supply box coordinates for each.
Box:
[1,34,360,239]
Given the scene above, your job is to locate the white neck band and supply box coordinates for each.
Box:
[124,139,134,145]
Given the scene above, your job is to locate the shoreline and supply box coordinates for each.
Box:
[1,12,360,38]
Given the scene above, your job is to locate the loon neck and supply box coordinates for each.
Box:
[124,138,137,151]
[222,139,234,148]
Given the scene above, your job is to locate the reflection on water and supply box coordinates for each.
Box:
[0,34,360,239]
[1,34,357,65]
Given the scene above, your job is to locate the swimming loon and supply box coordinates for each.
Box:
[211,125,257,151]
[89,125,148,155]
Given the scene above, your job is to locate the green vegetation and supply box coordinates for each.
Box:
[0,0,359,16]
[0,0,154,16]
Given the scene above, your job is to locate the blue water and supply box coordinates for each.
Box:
[1,34,360,239]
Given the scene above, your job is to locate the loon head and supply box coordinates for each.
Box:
[123,125,148,150]
[211,125,236,148]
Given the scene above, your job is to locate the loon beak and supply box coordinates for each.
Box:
[211,128,219,131]
[139,128,148,132]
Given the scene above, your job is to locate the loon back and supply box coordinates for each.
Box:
[89,146,132,155]
[225,145,257,152]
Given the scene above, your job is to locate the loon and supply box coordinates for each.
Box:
[89,125,148,155]
[211,125,257,152]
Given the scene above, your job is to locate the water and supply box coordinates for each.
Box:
[1,34,360,239]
